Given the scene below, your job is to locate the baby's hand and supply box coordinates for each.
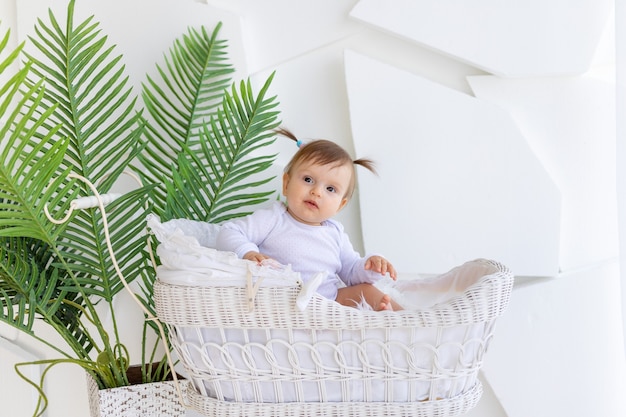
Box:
[243,251,271,264]
[365,255,397,280]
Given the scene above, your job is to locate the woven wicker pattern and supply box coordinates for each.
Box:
[86,372,186,417]
[154,258,513,416]
[186,380,483,417]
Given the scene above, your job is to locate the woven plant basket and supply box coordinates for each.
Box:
[86,364,186,417]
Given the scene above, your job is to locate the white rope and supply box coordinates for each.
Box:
[44,172,188,408]
[72,193,121,209]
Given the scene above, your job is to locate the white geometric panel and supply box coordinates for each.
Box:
[349,0,612,77]
[481,261,626,417]
[233,0,362,73]
[345,50,560,277]
[468,74,618,272]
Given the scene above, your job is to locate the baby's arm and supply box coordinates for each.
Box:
[216,207,274,259]
[335,224,397,284]
[216,224,259,258]
[217,204,283,266]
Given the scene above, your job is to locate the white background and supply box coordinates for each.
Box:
[1,1,625,416]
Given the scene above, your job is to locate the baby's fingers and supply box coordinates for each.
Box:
[366,256,397,279]
[244,251,270,264]
[379,260,397,279]
[387,263,398,280]
[365,257,379,273]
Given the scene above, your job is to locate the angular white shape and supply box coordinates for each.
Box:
[345,50,560,276]
[235,0,362,73]
[349,0,612,77]
[468,74,618,272]
[482,262,626,417]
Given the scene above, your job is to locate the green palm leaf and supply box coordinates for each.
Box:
[20,0,147,299]
[0,19,92,364]
[164,75,280,223]
[0,52,74,242]
[58,187,152,301]
[1,1,147,391]
[0,237,55,334]
[0,237,93,358]
[25,3,143,191]
[137,23,235,213]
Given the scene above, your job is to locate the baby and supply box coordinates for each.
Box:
[217,129,401,311]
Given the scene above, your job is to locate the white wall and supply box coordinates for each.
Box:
[1,1,625,416]
[616,0,626,360]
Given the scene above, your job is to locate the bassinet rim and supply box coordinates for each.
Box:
[154,258,514,330]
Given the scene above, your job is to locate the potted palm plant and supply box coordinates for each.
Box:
[0,1,280,416]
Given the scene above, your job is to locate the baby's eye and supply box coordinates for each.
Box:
[326,186,336,193]
[304,176,313,183]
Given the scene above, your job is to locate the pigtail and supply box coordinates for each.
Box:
[354,158,377,175]
[275,127,298,143]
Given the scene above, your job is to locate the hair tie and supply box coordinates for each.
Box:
[296,140,303,148]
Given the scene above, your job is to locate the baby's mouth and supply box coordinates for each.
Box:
[304,200,318,209]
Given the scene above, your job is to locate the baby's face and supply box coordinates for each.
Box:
[282,161,351,225]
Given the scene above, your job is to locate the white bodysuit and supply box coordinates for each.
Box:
[216,202,382,300]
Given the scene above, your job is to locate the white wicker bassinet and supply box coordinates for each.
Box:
[149,216,514,417]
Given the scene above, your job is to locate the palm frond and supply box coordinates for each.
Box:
[0,237,52,334]
[0,236,92,358]
[24,1,143,193]
[57,187,152,301]
[1,1,147,382]
[136,23,235,213]
[0,22,75,243]
[15,0,147,291]
[0,18,93,365]
[163,74,281,223]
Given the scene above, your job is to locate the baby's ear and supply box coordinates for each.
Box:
[338,197,348,212]
[282,172,290,195]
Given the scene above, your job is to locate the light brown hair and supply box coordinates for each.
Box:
[276,128,376,200]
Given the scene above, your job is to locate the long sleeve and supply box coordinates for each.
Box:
[216,205,279,259]
[334,222,383,287]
